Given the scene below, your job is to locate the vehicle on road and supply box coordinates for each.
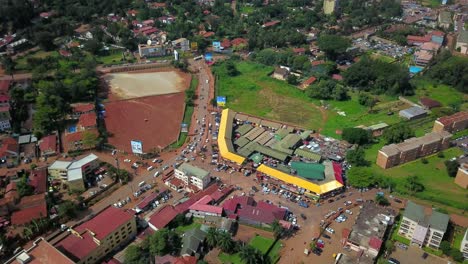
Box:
[388,258,400,264]
[325,227,335,234]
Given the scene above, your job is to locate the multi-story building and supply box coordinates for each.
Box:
[376,131,452,169]
[175,163,211,190]
[456,31,468,54]
[6,237,74,264]
[461,229,468,260]
[55,206,137,264]
[48,154,99,191]
[398,201,449,249]
[433,111,468,133]
[455,163,468,189]
[0,95,11,131]
[344,202,395,259]
[138,43,168,58]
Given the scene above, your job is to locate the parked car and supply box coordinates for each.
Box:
[388,258,400,264]
[322,234,331,239]
[325,227,335,234]
[300,213,307,220]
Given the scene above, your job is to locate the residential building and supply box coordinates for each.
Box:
[39,134,57,157]
[343,202,395,258]
[419,97,441,109]
[138,43,168,58]
[398,201,449,249]
[147,205,179,231]
[399,106,428,120]
[55,206,137,264]
[364,123,389,137]
[438,11,452,29]
[172,38,190,51]
[74,24,93,39]
[189,195,223,218]
[222,196,286,227]
[0,137,18,160]
[323,0,338,14]
[299,76,317,90]
[433,111,468,133]
[29,168,48,194]
[5,237,74,264]
[272,67,290,81]
[180,228,206,257]
[456,31,468,54]
[11,194,48,226]
[376,131,452,169]
[414,50,433,66]
[175,163,211,190]
[0,103,10,131]
[77,112,97,131]
[48,154,99,191]
[461,229,468,260]
[455,163,468,189]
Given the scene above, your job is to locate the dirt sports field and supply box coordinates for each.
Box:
[102,68,191,153]
[103,69,190,101]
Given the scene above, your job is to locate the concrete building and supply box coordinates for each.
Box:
[343,202,395,259]
[5,237,74,264]
[189,195,223,218]
[456,31,468,54]
[48,154,99,191]
[376,131,452,169]
[180,228,206,257]
[398,201,449,249]
[455,163,468,189]
[438,11,452,29]
[138,43,168,58]
[175,163,211,190]
[461,229,468,260]
[433,111,468,133]
[172,38,190,51]
[399,106,428,120]
[272,67,290,81]
[55,206,137,264]
[323,0,338,15]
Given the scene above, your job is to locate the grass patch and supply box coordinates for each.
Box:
[250,236,275,254]
[218,235,280,264]
[367,147,468,211]
[175,222,201,235]
[219,252,242,264]
[267,240,282,263]
[422,246,443,256]
[407,78,468,111]
[453,129,468,139]
[452,226,466,249]
[96,52,126,65]
[15,50,58,70]
[370,52,396,63]
[240,5,255,14]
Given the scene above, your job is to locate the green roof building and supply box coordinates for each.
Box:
[291,162,325,181]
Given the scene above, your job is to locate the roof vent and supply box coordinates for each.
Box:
[16,252,31,264]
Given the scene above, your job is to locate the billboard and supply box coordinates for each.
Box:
[181,123,188,133]
[191,42,198,51]
[216,96,226,107]
[204,53,213,62]
[131,140,143,154]
[213,41,221,52]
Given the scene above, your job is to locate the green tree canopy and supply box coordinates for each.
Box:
[404,176,424,194]
[444,160,459,177]
[148,228,181,256]
[342,128,372,145]
[306,79,349,101]
[346,148,369,166]
[382,124,415,144]
[317,35,351,60]
[347,167,378,188]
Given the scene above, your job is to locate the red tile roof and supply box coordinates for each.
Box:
[437,111,468,126]
[174,184,219,214]
[407,35,431,44]
[175,256,197,264]
[56,231,98,261]
[210,186,233,203]
[189,195,223,215]
[369,236,383,251]
[64,129,99,143]
[221,39,231,48]
[293,47,306,53]
[127,10,139,15]
[15,238,74,264]
[39,135,57,153]
[59,50,71,57]
[78,112,97,127]
[419,97,441,109]
[148,205,178,230]
[5,181,16,193]
[0,80,11,95]
[0,95,10,102]
[301,76,317,87]
[231,38,248,46]
[72,103,94,113]
[311,60,325,66]
[332,74,343,81]
[431,30,445,37]
[262,20,280,27]
[29,168,48,194]
[222,196,255,213]
[151,2,166,8]
[202,31,215,38]
[76,206,134,240]
[11,200,47,225]
[237,202,286,224]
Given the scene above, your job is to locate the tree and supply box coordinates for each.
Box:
[317,35,351,60]
[375,195,390,206]
[84,39,103,55]
[342,128,372,145]
[17,175,34,197]
[346,148,369,166]
[271,220,284,239]
[444,160,459,177]
[239,244,258,264]
[82,131,99,149]
[35,31,56,51]
[358,93,376,111]
[58,201,78,219]
[217,231,235,253]
[206,227,219,248]
[1,56,16,79]
[450,248,464,262]
[225,61,240,76]
[306,79,348,101]
[287,74,299,85]
[124,245,148,264]
[347,167,378,188]
[382,124,415,144]
[148,228,181,256]
[385,240,395,253]
[404,176,424,194]
[440,241,451,255]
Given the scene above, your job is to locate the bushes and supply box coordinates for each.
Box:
[341,128,372,145]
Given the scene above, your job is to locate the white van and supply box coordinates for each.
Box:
[147,166,154,171]
[138,181,146,187]
[154,171,160,177]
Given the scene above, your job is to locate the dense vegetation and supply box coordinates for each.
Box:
[426,51,468,93]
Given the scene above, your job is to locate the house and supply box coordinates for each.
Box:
[38,134,57,157]
[399,106,428,120]
[455,163,468,189]
[77,112,97,130]
[154,255,197,264]
[48,154,100,191]
[292,47,306,54]
[419,97,441,109]
[0,99,11,131]
[438,11,452,29]
[148,205,179,231]
[364,123,389,137]
[0,80,11,95]
[300,76,317,89]
[222,196,286,226]
[74,24,93,39]
[11,194,48,226]
[55,206,137,263]
[189,195,223,218]
[398,201,449,249]
[420,42,441,53]
[138,43,168,58]
[433,111,468,133]
[343,202,395,258]
[230,38,248,49]
[201,31,215,38]
[272,67,290,81]
[456,31,468,54]
[202,215,236,233]
[175,163,211,190]
[29,168,48,194]
[332,74,343,81]
[414,50,433,66]
[59,50,72,57]
[64,129,99,153]
[461,229,468,260]
[5,237,74,264]
[376,131,452,169]
[180,228,206,257]
[0,137,18,160]
[127,10,139,17]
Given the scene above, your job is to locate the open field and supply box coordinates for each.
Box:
[104,93,185,153]
[408,78,468,111]
[15,50,58,70]
[368,147,468,211]
[103,70,190,100]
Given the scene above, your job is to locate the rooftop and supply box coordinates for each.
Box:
[419,97,441,109]
[237,200,286,224]
[49,160,72,170]
[180,228,206,256]
[399,106,428,118]
[11,199,47,226]
[78,112,97,127]
[403,201,449,232]
[177,163,209,180]
[29,168,48,194]
[72,103,94,113]
[68,153,99,170]
[189,195,223,215]
[39,135,57,152]
[148,205,179,230]
[436,111,468,126]
[8,237,74,264]
[458,31,468,43]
